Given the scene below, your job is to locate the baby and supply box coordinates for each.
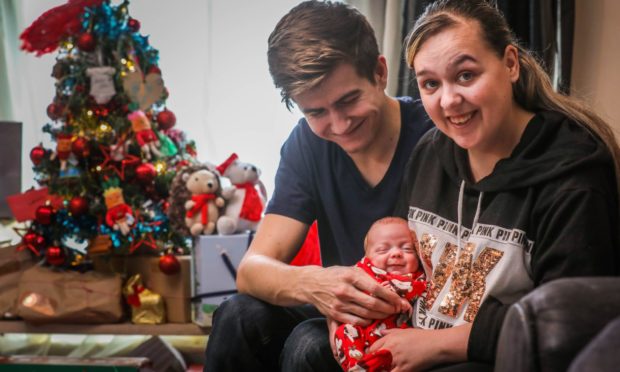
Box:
[334,217,426,372]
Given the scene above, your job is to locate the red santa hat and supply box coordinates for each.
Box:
[216,153,238,175]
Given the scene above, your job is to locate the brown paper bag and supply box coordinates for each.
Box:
[0,246,35,316]
[16,265,124,324]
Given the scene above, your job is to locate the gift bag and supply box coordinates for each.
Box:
[16,265,124,324]
[192,233,251,327]
[0,246,35,316]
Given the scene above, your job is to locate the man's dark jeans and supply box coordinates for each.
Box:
[203,294,342,371]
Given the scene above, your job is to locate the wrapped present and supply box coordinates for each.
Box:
[16,265,123,324]
[94,255,192,323]
[0,246,35,317]
[192,232,252,327]
[123,274,165,324]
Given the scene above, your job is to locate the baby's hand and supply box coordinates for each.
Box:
[403,301,412,316]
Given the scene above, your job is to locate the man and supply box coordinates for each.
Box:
[204,1,432,370]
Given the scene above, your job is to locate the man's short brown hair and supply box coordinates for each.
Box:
[267,1,380,110]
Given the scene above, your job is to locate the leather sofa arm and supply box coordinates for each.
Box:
[494,277,620,372]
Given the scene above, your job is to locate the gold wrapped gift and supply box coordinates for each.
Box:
[122,274,165,324]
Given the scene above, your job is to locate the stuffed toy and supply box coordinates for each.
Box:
[103,180,135,236]
[128,110,162,160]
[216,153,267,235]
[168,164,225,236]
[51,133,73,171]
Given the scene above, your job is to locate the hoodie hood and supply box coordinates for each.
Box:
[433,111,613,192]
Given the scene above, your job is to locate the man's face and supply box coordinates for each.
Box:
[292,59,388,155]
[366,222,419,275]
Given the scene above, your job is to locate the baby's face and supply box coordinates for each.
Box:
[366,222,419,275]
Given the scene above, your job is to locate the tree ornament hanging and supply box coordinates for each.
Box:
[30,145,46,166]
[76,32,96,52]
[156,110,176,131]
[159,253,180,275]
[136,163,157,184]
[45,245,66,266]
[103,179,135,236]
[71,136,89,158]
[46,102,64,120]
[35,205,55,225]
[86,66,116,104]
[69,196,89,217]
[127,17,141,32]
[23,232,46,251]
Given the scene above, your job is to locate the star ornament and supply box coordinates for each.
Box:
[97,143,140,180]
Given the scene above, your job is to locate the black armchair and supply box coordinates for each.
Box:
[494,277,620,372]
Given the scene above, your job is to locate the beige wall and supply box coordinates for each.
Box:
[572,0,620,137]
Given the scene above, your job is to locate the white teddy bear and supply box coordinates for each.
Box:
[215,153,267,235]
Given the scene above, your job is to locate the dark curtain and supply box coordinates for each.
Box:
[396,0,575,97]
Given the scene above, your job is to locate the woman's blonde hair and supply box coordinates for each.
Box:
[404,0,620,196]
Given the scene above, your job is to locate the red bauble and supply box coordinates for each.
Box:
[69,196,89,217]
[24,232,46,251]
[159,254,181,275]
[45,246,66,266]
[46,102,64,120]
[127,18,141,32]
[35,205,54,225]
[136,163,157,184]
[30,145,46,166]
[77,32,96,52]
[156,110,176,130]
[71,137,89,158]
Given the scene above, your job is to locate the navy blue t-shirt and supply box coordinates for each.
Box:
[266,97,432,266]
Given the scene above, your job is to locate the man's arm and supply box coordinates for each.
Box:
[236,214,409,325]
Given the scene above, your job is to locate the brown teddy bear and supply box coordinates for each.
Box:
[168,164,225,236]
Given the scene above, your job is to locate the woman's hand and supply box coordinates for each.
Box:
[369,324,472,371]
[327,317,340,360]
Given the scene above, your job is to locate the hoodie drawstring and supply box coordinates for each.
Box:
[456,180,484,258]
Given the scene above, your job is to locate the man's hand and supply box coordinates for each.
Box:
[300,265,409,326]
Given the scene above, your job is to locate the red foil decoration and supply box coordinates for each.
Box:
[20,0,105,56]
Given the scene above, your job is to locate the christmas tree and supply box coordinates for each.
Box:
[17,0,195,271]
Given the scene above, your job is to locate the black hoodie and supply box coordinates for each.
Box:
[396,111,619,363]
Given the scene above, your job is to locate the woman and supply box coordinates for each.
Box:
[376,0,620,371]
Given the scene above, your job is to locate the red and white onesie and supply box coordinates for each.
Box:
[334,257,426,372]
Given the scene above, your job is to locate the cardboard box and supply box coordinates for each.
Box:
[192,233,252,327]
[93,255,192,323]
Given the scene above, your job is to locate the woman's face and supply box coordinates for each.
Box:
[412,19,520,155]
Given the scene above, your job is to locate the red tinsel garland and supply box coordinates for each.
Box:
[19,0,104,56]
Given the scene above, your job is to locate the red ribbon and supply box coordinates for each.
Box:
[126,284,144,307]
[235,183,263,222]
[20,0,104,56]
[186,194,216,225]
